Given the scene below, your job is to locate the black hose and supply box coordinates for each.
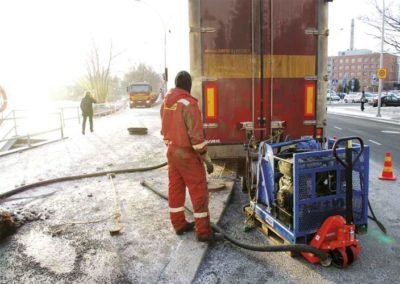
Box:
[368,200,387,234]
[359,171,386,235]
[140,180,329,264]
[0,162,167,201]
[211,223,328,262]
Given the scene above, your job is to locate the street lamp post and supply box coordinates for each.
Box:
[377,0,385,118]
[135,0,168,95]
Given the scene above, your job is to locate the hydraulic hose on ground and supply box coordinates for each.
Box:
[1,163,329,264]
[139,180,330,265]
[368,200,387,234]
[0,162,167,201]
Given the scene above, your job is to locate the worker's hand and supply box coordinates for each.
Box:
[201,152,214,174]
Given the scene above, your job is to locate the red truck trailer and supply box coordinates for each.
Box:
[189,0,329,159]
[189,1,371,268]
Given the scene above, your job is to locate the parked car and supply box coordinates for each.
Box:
[327,93,341,102]
[344,93,362,103]
[373,94,400,107]
[363,92,376,105]
[336,92,347,99]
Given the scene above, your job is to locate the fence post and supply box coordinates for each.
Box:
[59,112,64,139]
[60,108,65,127]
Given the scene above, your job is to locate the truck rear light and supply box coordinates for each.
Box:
[316,127,323,139]
[204,83,218,122]
[304,83,315,117]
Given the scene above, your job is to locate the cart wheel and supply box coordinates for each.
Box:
[346,245,359,265]
[330,248,348,268]
[346,246,354,265]
[320,255,332,267]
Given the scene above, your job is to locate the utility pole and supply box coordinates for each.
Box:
[377,0,385,118]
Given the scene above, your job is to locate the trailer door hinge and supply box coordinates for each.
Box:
[305,28,319,35]
[303,120,317,126]
[203,123,218,128]
[304,75,318,81]
[305,28,329,36]
[190,27,216,33]
[202,77,217,82]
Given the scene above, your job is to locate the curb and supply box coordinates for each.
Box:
[328,111,400,126]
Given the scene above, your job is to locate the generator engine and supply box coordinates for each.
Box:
[276,160,293,211]
[273,159,294,228]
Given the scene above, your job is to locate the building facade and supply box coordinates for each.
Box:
[328,49,399,92]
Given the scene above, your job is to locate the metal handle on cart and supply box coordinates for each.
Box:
[332,137,364,169]
[332,137,364,225]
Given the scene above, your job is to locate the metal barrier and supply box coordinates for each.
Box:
[0,98,128,153]
[0,110,65,153]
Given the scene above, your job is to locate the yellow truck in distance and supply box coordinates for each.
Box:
[127,82,158,108]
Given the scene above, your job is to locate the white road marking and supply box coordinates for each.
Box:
[334,126,342,130]
[381,130,400,134]
[368,139,382,146]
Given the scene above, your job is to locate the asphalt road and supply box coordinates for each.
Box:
[326,112,400,178]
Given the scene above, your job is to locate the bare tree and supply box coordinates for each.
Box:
[360,0,400,54]
[121,63,163,94]
[86,42,118,103]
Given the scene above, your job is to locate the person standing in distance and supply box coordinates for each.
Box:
[160,71,221,243]
[360,90,366,112]
[80,91,96,135]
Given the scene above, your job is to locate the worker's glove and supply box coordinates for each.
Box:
[201,152,214,174]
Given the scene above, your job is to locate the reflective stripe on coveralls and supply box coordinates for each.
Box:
[169,207,185,213]
[193,212,208,218]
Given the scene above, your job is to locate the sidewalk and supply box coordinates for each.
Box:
[0,106,235,283]
[327,103,400,124]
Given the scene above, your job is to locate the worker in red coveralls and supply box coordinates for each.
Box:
[160,71,222,243]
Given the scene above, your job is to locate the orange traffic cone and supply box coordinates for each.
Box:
[379,152,397,181]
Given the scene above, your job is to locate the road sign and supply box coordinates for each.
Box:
[377,68,387,79]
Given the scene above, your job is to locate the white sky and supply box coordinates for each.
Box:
[0,0,396,105]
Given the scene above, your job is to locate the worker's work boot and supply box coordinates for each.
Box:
[175,222,195,235]
[196,232,224,243]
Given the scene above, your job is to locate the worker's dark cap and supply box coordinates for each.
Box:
[175,71,192,93]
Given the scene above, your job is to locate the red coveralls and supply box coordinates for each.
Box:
[160,88,212,238]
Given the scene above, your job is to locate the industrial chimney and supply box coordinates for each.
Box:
[350,18,354,51]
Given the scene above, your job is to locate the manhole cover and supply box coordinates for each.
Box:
[127,127,148,135]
